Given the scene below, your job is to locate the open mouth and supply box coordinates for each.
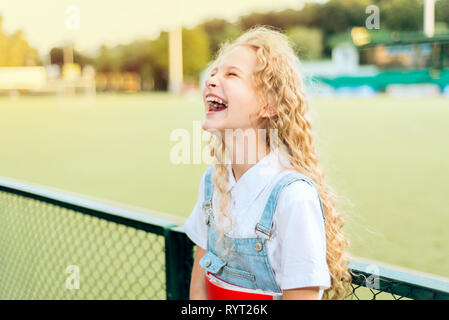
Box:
[206,95,228,112]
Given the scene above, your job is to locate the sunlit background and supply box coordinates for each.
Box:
[1,0,448,284]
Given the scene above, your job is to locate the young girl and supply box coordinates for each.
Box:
[183,26,351,300]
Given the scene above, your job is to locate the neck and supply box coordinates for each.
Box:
[222,128,270,182]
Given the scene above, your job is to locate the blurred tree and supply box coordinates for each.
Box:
[303,0,371,34]
[271,9,305,30]
[102,27,211,90]
[0,15,39,66]
[182,27,211,81]
[147,31,169,90]
[239,0,371,35]
[145,27,211,89]
[294,0,371,56]
[379,0,423,31]
[119,39,155,90]
[436,0,449,25]
[238,9,306,32]
[238,11,284,30]
[94,45,123,73]
[49,46,94,68]
[286,26,323,60]
[238,0,372,56]
[295,2,322,28]
[201,18,242,57]
[87,37,167,90]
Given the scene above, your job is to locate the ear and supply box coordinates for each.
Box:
[260,93,277,118]
[259,104,277,119]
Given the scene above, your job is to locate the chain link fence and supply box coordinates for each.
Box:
[0,189,168,299]
[1,177,448,300]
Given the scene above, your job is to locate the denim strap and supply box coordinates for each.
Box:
[255,172,327,239]
[202,165,214,225]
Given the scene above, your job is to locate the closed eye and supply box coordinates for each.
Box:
[227,72,237,77]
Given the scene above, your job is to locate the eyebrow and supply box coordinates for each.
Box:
[210,65,244,74]
[227,65,243,73]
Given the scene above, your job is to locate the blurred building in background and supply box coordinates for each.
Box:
[0,63,96,96]
[305,30,449,98]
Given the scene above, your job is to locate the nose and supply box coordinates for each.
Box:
[205,73,218,88]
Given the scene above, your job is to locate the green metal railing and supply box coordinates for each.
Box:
[1,176,448,300]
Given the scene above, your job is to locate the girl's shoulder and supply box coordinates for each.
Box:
[283,178,319,201]
[273,170,321,204]
[273,170,326,224]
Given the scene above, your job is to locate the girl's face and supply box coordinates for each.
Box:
[202,45,265,134]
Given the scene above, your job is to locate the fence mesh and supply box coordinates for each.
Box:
[0,184,447,300]
[0,190,166,299]
[348,275,412,300]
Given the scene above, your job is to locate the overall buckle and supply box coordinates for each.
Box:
[202,200,212,210]
[203,200,213,226]
[254,223,272,239]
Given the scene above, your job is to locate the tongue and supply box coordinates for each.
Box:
[211,102,227,111]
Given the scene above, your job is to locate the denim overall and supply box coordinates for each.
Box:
[199,165,327,294]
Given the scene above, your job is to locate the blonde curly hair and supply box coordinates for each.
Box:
[206,26,352,300]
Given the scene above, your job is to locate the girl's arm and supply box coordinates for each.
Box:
[282,287,320,300]
[189,246,208,300]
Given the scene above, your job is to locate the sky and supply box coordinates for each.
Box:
[0,0,325,57]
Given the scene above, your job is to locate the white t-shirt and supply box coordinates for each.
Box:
[183,149,331,299]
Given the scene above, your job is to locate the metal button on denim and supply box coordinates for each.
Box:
[204,259,211,267]
[254,242,263,252]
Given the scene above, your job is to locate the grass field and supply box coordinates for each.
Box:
[0,92,448,280]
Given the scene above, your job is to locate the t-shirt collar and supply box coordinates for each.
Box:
[224,146,292,209]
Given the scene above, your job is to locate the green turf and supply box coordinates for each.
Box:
[0,92,448,279]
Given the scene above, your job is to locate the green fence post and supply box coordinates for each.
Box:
[164,226,195,300]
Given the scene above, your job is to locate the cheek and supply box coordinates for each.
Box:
[229,85,259,113]
[239,96,262,122]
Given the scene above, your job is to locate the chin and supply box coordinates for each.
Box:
[201,120,225,136]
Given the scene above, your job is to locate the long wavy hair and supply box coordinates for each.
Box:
[206,26,352,300]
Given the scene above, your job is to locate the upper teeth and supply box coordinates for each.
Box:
[206,96,228,107]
